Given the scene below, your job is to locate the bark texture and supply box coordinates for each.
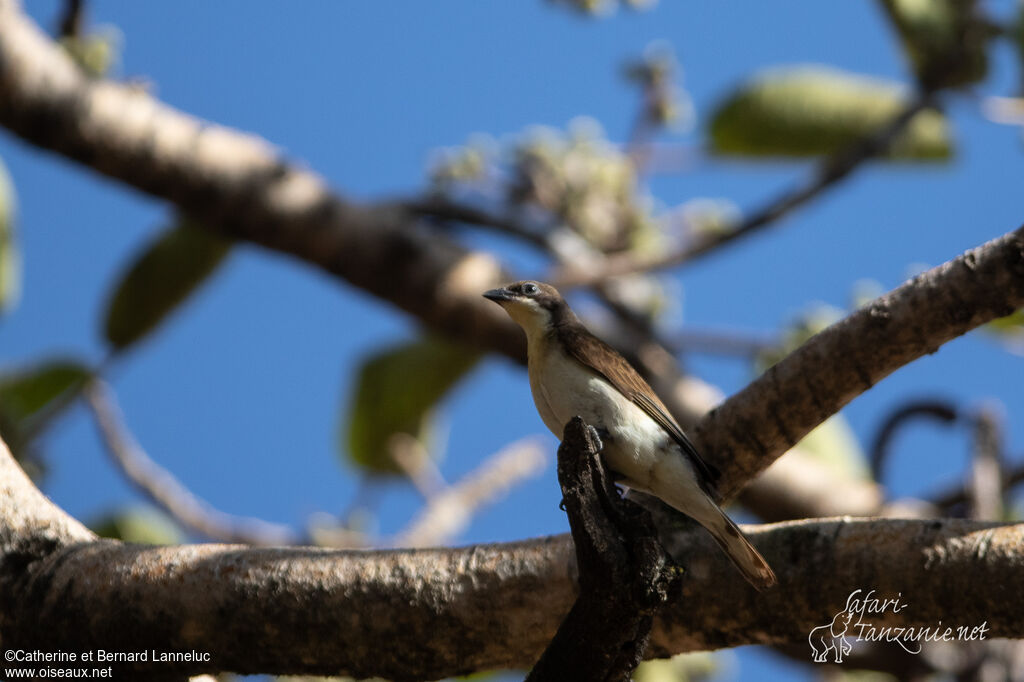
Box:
[696,226,1024,501]
[4,437,1024,679]
[527,419,680,682]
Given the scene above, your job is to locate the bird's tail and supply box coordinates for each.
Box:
[693,500,777,591]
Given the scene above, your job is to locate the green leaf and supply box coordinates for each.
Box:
[795,415,870,481]
[103,218,231,350]
[0,359,91,426]
[984,308,1024,334]
[878,0,989,89]
[756,303,845,371]
[982,308,1024,355]
[90,506,184,544]
[709,66,953,160]
[1013,4,1024,76]
[344,337,479,475]
[0,157,20,314]
[0,359,91,470]
[59,25,122,78]
[634,652,717,682]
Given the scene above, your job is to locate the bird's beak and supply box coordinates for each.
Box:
[483,287,515,303]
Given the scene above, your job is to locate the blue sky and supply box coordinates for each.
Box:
[2,2,1022,680]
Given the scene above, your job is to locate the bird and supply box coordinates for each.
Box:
[484,280,777,590]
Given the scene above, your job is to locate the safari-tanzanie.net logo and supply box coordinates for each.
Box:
[808,589,990,664]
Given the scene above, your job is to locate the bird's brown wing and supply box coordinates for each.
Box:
[557,324,721,496]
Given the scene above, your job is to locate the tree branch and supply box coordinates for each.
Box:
[402,195,551,249]
[0,0,525,363]
[4,433,1024,680]
[56,0,83,38]
[84,380,300,546]
[695,225,1024,502]
[391,437,546,548]
[870,399,960,481]
[553,93,938,288]
[527,418,680,682]
[932,456,1024,512]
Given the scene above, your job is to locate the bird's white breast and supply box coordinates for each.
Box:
[527,337,673,491]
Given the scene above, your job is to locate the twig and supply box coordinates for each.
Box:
[932,457,1024,512]
[401,195,551,249]
[56,0,83,38]
[526,417,680,682]
[552,92,939,288]
[402,197,691,385]
[387,432,448,501]
[392,437,545,547]
[968,405,1004,520]
[869,399,959,482]
[670,326,776,358]
[84,380,299,546]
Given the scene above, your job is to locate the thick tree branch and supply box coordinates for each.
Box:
[695,225,1024,502]
[3,434,1024,680]
[0,0,525,363]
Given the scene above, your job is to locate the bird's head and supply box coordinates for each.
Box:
[483,280,568,333]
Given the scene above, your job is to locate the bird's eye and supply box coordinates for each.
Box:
[522,283,539,296]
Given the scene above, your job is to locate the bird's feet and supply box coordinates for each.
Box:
[587,425,609,451]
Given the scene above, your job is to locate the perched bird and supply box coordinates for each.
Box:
[484,280,776,590]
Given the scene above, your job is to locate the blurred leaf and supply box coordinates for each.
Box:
[103,218,231,350]
[985,308,1024,334]
[878,0,989,89]
[548,0,655,15]
[59,25,121,77]
[1013,4,1024,82]
[0,157,19,314]
[0,359,91,473]
[981,308,1024,355]
[634,651,717,682]
[344,337,479,475]
[709,66,952,160]
[0,359,91,427]
[90,506,184,544]
[756,303,846,371]
[755,300,870,480]
[796,415,871,481]
[276,677,385,682]
[850,278,885,310]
